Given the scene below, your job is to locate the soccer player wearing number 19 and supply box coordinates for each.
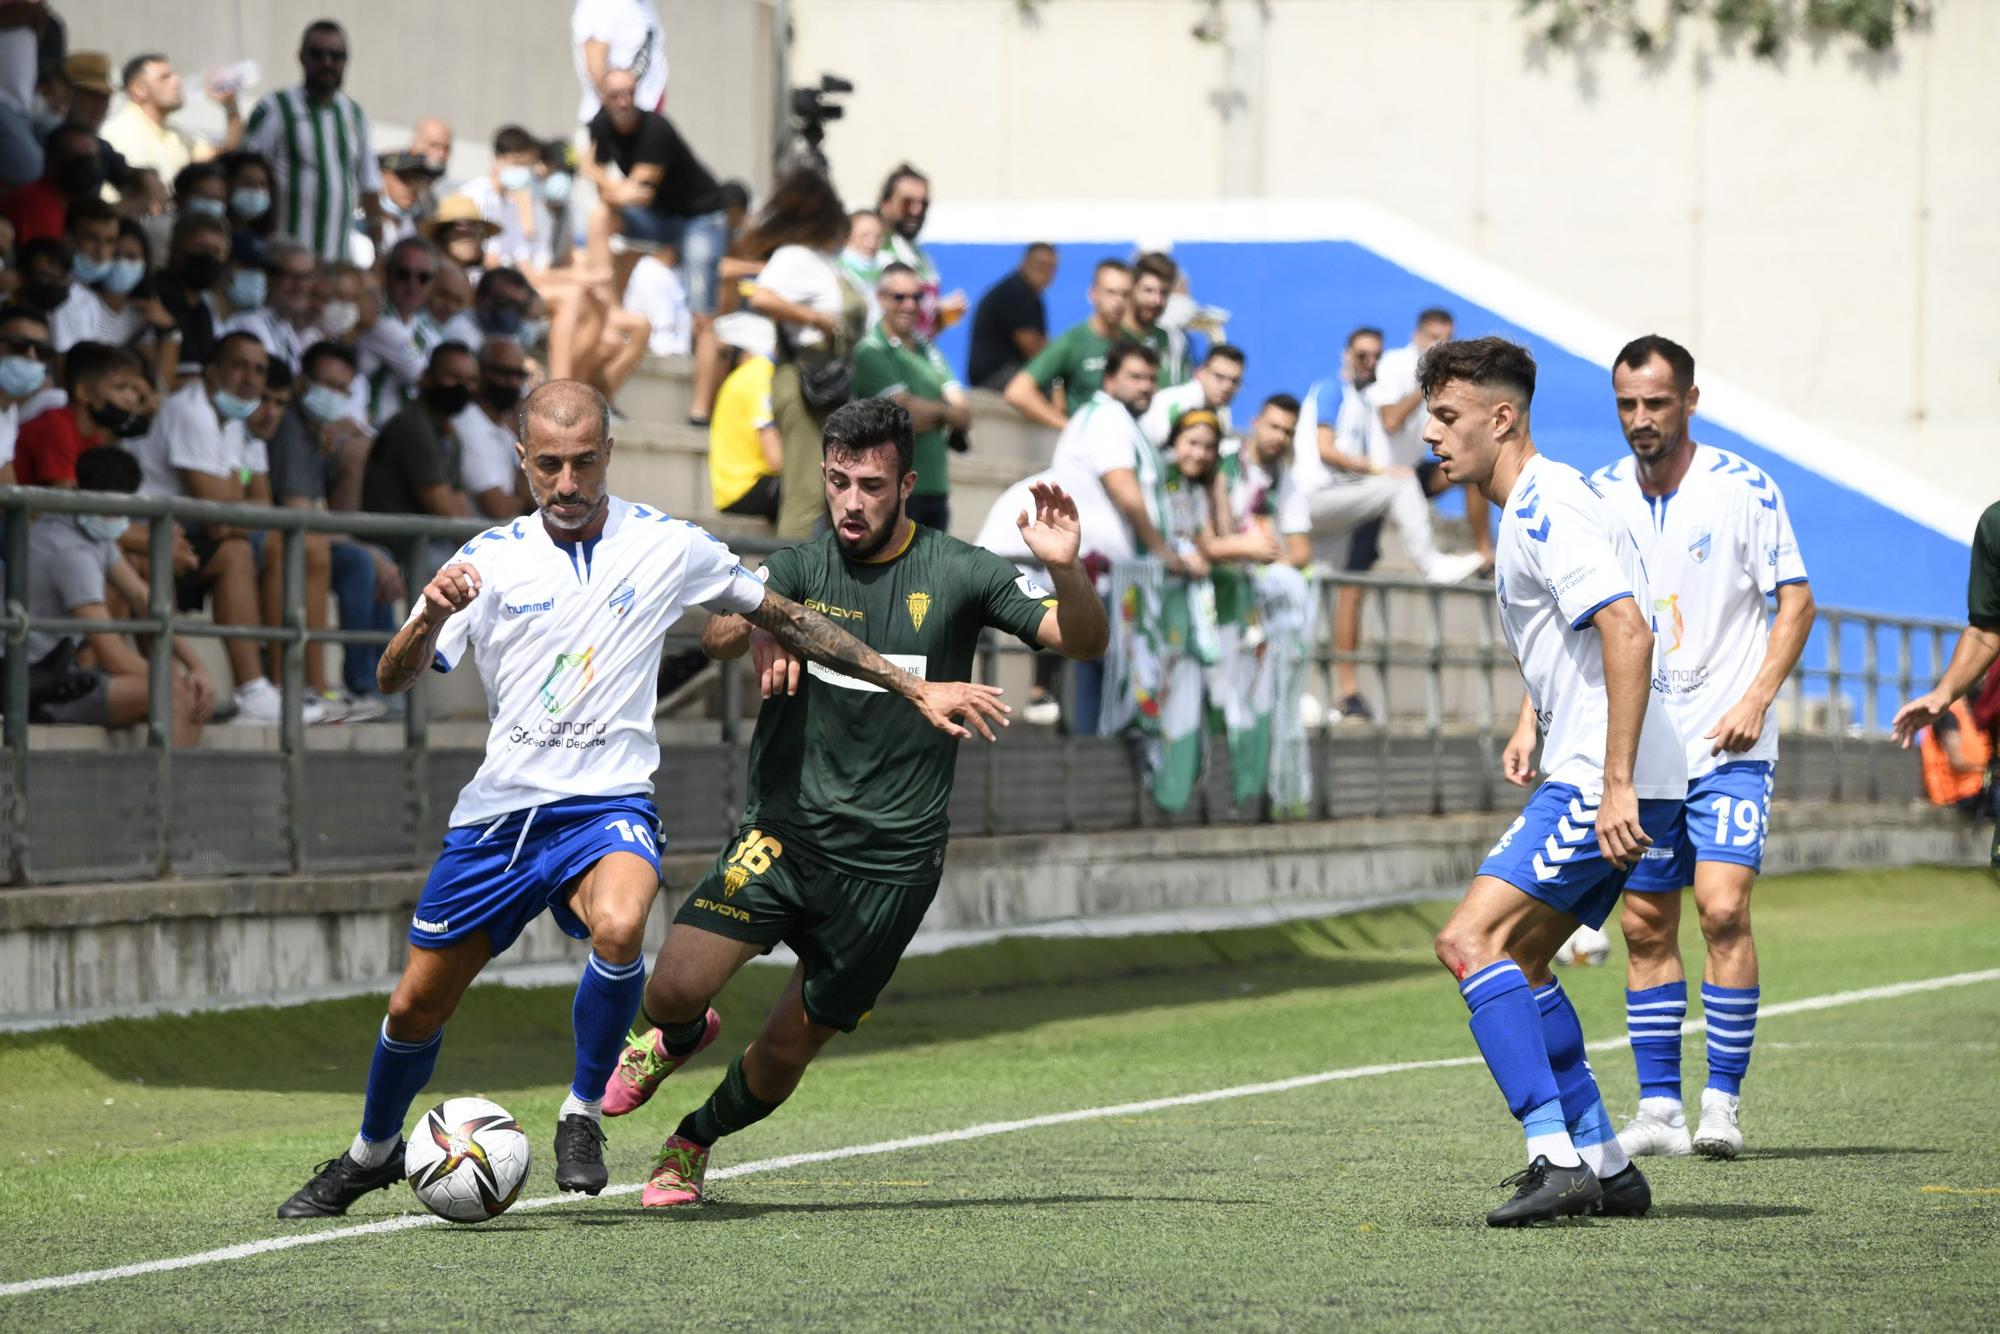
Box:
[598,398,1110,1207]
[1590,336,1813,1161]
[1420,338,1688,1226]
[278,382,1003,1219]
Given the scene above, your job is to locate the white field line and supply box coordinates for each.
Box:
[3,966,1995,1300]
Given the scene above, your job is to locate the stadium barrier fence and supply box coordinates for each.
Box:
[0,487,1960,885]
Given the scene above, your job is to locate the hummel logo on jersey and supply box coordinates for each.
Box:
[503,596,556,617]
[606,578,636,618]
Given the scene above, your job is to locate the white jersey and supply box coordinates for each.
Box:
[1138,379,1229,451]
[431,498,765,826]
[1494,455,1687,801]
[1592,443,1809,779]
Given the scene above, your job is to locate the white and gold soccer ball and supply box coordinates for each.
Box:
[405,1096,531,1223]
[1555,924,1613,968]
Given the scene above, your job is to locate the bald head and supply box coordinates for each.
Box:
[521,378,607,444]
[518,380,612,532]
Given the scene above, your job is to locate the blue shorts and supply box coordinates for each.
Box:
[1477,781,1687,929]
[614,206,727,314]
[410,794,663,955]
[1624,760,1774,892]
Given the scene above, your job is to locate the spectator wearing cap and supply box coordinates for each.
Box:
[425,194,501,280]
[222,239,319,374]
[571,0,669,127]
[61,53,131,200]
[243,20,382,262]
[26,445,213,743]
[376,150,440,249]
[851,261,969,532]
[877,164,963,340]
[102,54,243,185]
[968,242,1055,391]
[461,126,547,273]
[1,120,106,244]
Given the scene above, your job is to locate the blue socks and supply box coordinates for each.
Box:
[360,1018,443,1145]
[1701,983,1760,1096]
[1626,980,1688,1102]
[1534,978,1628,1178]
[571,952,647,1104]
[1461,960,1578,1166]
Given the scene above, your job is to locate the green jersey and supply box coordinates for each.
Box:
[1127,322,1186,386]
[851,322,961,499]
[746,526,1057,882]
[1022,320,1116,412]
[1970,501,2000,632]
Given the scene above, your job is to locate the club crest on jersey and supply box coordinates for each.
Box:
[906,591,931,632]
[1688,527,1712,564]
[722,865,750,898]
[606,578,636,619]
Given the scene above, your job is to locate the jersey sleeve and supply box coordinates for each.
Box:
[967,544,1056,648]
[1747,476,1808,596]
[679,525,767,615]
[1021,328,1068,392]
[1532,491,1636,631]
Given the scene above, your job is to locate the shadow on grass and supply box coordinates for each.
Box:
[563,1193,1266,1223]
[10,902,1449,1096]
[1745,1146,1946,1160]
[1652,1203,1814,1220]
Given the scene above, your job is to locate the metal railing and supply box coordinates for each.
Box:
[0,484,1963,884]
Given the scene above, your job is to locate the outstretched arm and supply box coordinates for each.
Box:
[1894,625,2000,746]
[1015,481,1109,661]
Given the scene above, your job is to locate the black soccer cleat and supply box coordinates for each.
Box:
[277,1141,406,1219]
[554,1114,609,1195]
[1593,1162,1652,1218]
[1485,1155,1602,1227]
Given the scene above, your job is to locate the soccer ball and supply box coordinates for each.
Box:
[404,1096,531,1223]
[1555,924,1613,967]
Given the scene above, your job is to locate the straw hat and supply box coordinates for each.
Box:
[422,194,500,242]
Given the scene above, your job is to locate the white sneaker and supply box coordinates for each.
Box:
[1022,690,1061,727]
[1423,551,1487,585]
[228,679,328,727]
[312,690,351,725]
[340,692,390,723]
[1691,1089,1744,1160]
[1616,1105,1693,1158]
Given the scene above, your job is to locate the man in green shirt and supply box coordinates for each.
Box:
[1004,257,1132,430]
[1128,251,1188,386]
[851,261,969,532]
[601,398,1110,1208]
[1894,500,2000,744]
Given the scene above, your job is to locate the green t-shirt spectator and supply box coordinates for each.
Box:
[1021,321,1115,414]
[851,322,960,499]
[1128,322,1184,386]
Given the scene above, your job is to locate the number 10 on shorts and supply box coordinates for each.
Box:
[604,818,658,854]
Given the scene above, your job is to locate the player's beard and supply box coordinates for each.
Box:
[1625,420,1683,463]
[537,486,605,532]
[833,504,902,560]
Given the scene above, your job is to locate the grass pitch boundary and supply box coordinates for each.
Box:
[4,965,1995,1301]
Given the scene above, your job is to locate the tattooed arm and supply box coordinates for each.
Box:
[378,561,481,695]
[735,588,1012,741]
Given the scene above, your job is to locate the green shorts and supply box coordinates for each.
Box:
[673,825,942,1032]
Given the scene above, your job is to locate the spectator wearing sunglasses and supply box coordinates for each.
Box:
[355,235,437,425]
[0,303,55,485]
[243,19,383,263]
[850,261,968,533]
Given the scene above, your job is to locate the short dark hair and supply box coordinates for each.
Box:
[301,19,346,49]
[1416,336,1537,408]
[1261,392,1301,417]
[1025,241,1055,259]
[476,265,530,302]
[18,236,72,273]
[1346,326,1384,349]
[0,303,51,332]
[121,53,167,91]
[62,340,142,394]
[1103,338,1160,380]
[492,125,539,158]
[717,179,751,213]
[301,339,356,380]
[1206,343,1246,367]
[171,161,224,201]
[76,446,141,495]
[876,261,917,286]
[49,122,97,157]
[1614,334,1696,393]
[1416,307,1454,329]
[264,359,295,393]
[821,397,913,476]
[1092,258,1130,283]
[211,330,268,366]
[427,339,474,374]
[877,162,927,205]
[1133,251,1178,287]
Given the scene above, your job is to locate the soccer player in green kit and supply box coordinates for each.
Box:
[603,397,1111,1206]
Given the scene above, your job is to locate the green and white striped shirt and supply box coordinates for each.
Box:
[244,86,383,263]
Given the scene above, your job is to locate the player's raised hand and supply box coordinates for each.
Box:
[1891,690,1947,748]
[420,563,482,626]
[1594,782,1652,869]
[1705,693,1768,756]
[750,629,802,698]
[913,680,1010,742]
[1017,481,1082,570]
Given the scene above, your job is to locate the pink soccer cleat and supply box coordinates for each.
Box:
[641,1135,710,1207]
[602,1008,721,1117]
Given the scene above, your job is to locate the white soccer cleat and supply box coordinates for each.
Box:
[1555,924,1612,967]
[1692,1089,1744,1160]
[1424,551,1488,585]
[1616,1106,1693,1158]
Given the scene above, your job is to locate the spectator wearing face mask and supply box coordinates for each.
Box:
[97,217,181,388]
[0,303,53,483]
[14,339,151,485]
[533,139,578,271]
[222,239,318,374]
[211,232,270,333]
[26,445,212,743]
[2,121,104,244]
[54,201,134,352]
[220,150,277,240]
[836,208,885,328]
[361,339,476,525]
[17,235,76,359]
[462,125,546,273]
[102,54,243,185]
[451,335,532,521]
[155,212,230,378]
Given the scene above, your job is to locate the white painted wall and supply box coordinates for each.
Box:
[791,0,1999,507]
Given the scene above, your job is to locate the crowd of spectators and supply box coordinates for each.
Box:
[1,0,1488,763]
